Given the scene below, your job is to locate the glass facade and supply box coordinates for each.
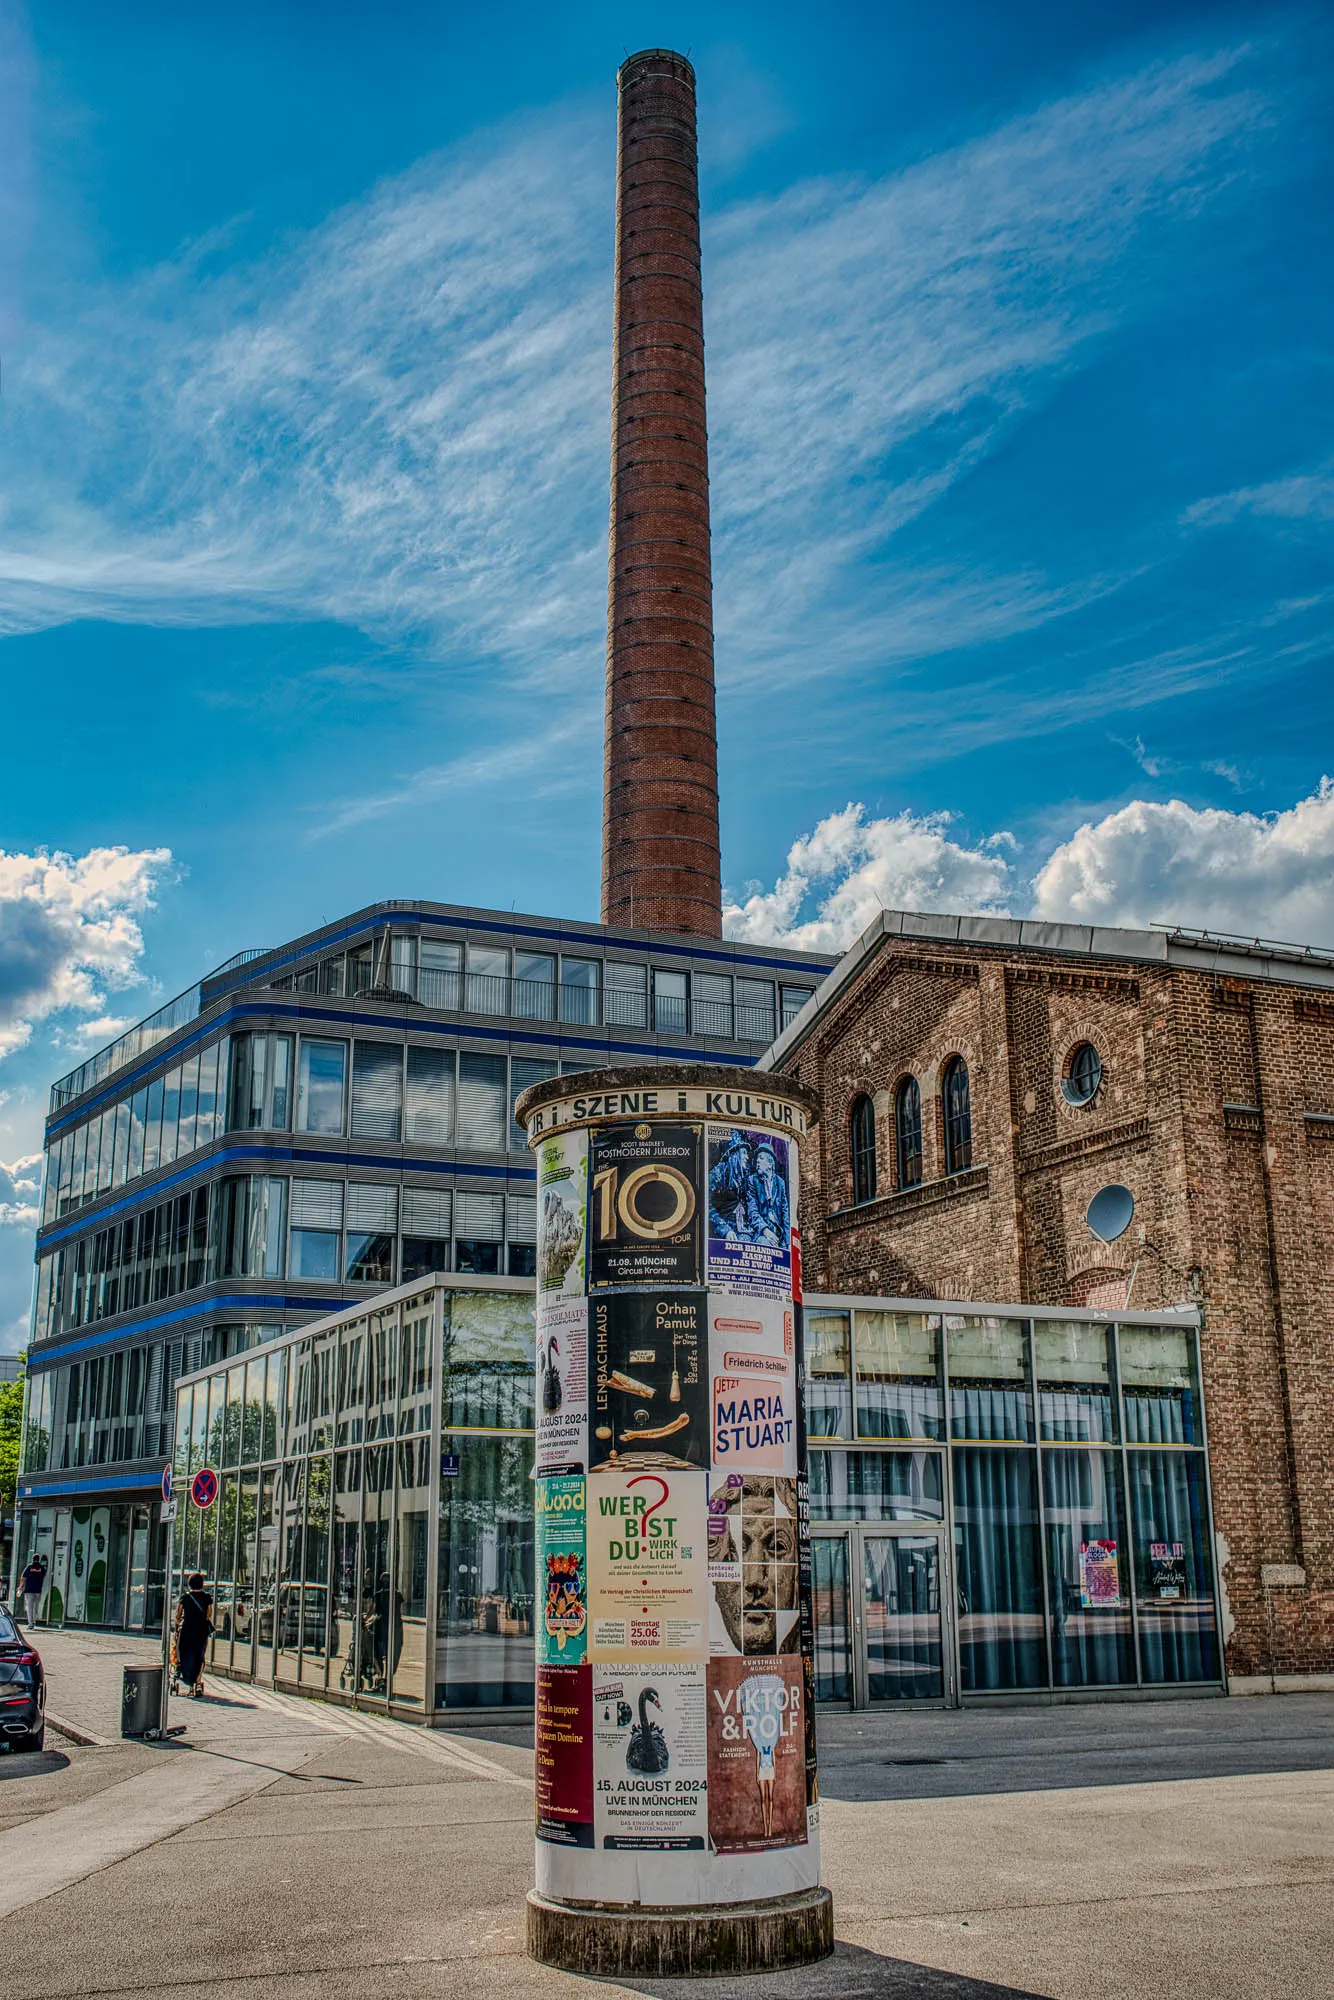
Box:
[148,1287,1221,1716]
[12,906,833,1624]
[807,1303,1221,1700]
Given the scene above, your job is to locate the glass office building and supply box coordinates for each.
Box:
[153,1281,1220,1716]
[12,903,834,1630]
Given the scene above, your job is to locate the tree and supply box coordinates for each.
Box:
[0,1354,24,1521]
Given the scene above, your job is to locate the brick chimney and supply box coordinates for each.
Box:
[601,49,723,940]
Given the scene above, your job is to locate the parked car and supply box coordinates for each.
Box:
[0,1604,45,1752]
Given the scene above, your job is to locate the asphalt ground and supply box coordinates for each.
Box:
[0,1629,1330,1999]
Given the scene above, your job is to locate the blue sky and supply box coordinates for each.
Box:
[0,0,1331,1343]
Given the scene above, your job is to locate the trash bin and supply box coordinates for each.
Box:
[121,1663,164,1738]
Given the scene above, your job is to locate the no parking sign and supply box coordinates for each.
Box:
[190,1466,219,1509]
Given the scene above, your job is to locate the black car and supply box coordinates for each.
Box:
[0,1605,45,1752]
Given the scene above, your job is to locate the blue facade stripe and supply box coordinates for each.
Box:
[19,1470,166,1498]
[48,1002,761,1134]
[39,1144,535,1251]
[28,1292,352,1371]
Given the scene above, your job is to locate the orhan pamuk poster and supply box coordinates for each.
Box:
[588,1291,707,1472]
[706,1126,794,1298]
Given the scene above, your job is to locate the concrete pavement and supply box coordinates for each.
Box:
[1,1629,1331,1997]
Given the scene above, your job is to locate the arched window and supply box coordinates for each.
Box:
[895,1076,922,1190]
[850,1094,877,1205]
[942,1056,972,1175]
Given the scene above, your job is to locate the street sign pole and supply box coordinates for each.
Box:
[158,1505,175,1740]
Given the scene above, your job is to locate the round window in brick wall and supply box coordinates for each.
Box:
[1061,1041,1103,1107]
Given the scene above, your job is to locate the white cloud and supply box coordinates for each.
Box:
[0,43,1268,797]
[724,803,1013,950]
[0,846,173,1059]
[728,780,1334,954]
[0,1152,42,1230]
[1032,779,1334,942]
[1184,468,1334,528]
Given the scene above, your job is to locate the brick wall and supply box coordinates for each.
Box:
[781,932,1334,1678]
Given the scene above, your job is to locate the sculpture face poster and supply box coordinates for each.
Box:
[588,1291,707,1472]
[706,1655,807,1854]
[591,1663,708,1851]
[586,1466,708,1662]
[707,1474,801,1656]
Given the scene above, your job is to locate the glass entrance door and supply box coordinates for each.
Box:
[812,1526,955,1707]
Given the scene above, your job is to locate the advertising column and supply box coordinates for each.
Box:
[519,1064,832,1977]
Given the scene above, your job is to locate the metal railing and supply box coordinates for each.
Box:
[50,984,204,1110]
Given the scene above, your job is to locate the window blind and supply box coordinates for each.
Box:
[402,1186,452,1237]
[406,1045,455,1144]
[290,1179,345,1229]
[346,1181,399,1232]
[350,1042,403,1140]
[507,1195,537,1244]
[454,1191,503,1240]
[457,1053,506,1149]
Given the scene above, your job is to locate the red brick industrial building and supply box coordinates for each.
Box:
[768,908,1334,1687]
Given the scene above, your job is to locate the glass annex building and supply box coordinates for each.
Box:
[13,903,834,1633]
[159,1281,1220,1714]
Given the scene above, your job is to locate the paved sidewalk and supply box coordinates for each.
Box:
[4,1633,1332,1997]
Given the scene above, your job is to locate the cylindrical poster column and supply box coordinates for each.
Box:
[517,1064,832,1977]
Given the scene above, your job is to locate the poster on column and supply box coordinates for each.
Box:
[536,1475,587,1666]
[537,1127,587,1297]
[589,1291,707,1471]
[536,1298,589,1474]
[706,1126,795,1298]
[587,1467,708,1661]
[709,1297,797,1476]
[707,1474,801,1657]
[706,1655,807,1854]
[592,1663,708,1850]
[535,1664,594,1847]
[587,1122,702,1289]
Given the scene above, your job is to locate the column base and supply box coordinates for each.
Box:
[526,1885,834,1977]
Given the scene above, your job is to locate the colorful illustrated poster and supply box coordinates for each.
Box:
[1079,1540,1122,1608]
[536,1298,589,1474]
[706,1127,794,1298]
[587,1467,708,1661]
[1150,1540,1187,1599]
[538,1127,588,1297]
[588,1122,702,1290]
[592,1663,708,1851]
[706,1656,807,1854]
[709,1297,797,1475]
[706,1474,801,1657]
[536,1664,594,1848]
[589,1291,707,1471]
[536,1476,587,1665]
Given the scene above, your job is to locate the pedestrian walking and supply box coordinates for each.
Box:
[173,1572,214,1700]
[20,1553,47,1627]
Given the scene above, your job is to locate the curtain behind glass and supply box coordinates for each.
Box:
[1042,1449,1133,1686]
[1129,1451,1219,1683]
[953,1447,1045,1690]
